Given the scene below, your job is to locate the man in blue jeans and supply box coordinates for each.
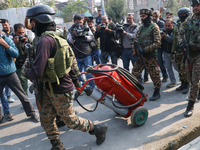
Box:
[67,15,95,88]
[120,13,139,71]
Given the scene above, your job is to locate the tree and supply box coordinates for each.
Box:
[0,0,55,10]
[105,0,127,23]
[162,0,190,17]
[60,0,88,22]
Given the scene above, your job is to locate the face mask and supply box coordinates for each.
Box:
[179,16,188,22]
[142,15,151,26]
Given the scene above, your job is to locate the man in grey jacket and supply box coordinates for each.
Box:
[121,13,139,71]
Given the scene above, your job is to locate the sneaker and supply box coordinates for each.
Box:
[0,116,3,123]
[7,97,15,103]
[162,76,168,82]
[30,113,39,123]
[4,112,14,121]
[166,82,176,88]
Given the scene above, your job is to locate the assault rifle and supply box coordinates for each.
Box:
[25,43,42,110]
[180,42,192,84]
[131,40,147,70]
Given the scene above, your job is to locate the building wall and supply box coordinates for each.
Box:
[134,0,159,23]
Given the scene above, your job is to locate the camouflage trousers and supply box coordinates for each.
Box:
[186,55,200,102]
[40,87,93,140]
[132,57,161,89]
[175,52,189,82]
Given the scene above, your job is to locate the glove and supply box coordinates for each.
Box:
[139,48,146,54]
[179,41,188,49]
[21,66,27,77]
[74,81,82,88]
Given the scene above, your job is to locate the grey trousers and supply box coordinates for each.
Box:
[0,72,35,117]
[164,51,178,83]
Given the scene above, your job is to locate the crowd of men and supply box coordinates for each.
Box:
[0,0,200,149]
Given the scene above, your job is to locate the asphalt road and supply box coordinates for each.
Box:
[1,59,200,150]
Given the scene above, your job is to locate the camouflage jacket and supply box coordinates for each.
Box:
[135,21,161,58]
[178,15,200,57]
[172,21,182,53]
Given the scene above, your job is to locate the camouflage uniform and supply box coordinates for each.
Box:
[178,14,200,102]
[132,22,161,89]
[41,87,92,140]
[172,21,189,83]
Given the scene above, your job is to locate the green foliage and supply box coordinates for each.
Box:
[162,0,190,17]
[105,0,128,23]
[0,0,55,10]
[60,0,88,22]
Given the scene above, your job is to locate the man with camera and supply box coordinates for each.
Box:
[153,10,168,83]
[161,19,178,88]
[13,23,32,95]
[96,9,103,25]
[67,15,95,88]
[0,30,39,123]
[120,13,138,71]
[95,16,117,64]
[87,20,101,65]
[132,9,161,101]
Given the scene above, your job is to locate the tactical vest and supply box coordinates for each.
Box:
[138,23,157,58]
[40,31,73,94]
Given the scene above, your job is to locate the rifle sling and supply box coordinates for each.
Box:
[139,23,156,44]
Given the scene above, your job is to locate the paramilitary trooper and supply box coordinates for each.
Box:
[178,0,200,117]
[23,5,108,150]
[171,7,191,94]
[132,9,161,101]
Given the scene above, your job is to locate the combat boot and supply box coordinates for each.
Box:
[150,88,160,101]
[56,116,65,128]
[89,123,108,145]
[182,82,190,94]
[184,100,195,117]
[176,81,184,91]
[50,139,66,150]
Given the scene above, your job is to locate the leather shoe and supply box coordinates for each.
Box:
[162,76,168,82]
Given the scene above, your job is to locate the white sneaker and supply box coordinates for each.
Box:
[7,97,15,103]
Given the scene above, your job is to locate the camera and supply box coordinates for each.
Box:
[160,29,165,35]
[74,22,89,38]
[0,34,5,39]
[18,35,26,43]
[116,18,125,34]
[100,23,106,30]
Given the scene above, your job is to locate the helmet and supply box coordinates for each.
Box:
[190,0,200,6]
[26,5,55,24]
[178,7,192,17]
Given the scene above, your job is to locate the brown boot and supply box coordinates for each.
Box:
[50,139,66,150]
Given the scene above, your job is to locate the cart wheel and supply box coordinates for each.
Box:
[131,106,148,127]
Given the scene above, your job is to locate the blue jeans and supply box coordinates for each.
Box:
[77,56,95,88]
[0,91,9,114]
[5,85,11,97]
[92,49,101,65]
[157,48,168,78]
[122,49,137,71]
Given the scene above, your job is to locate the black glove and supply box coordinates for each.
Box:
[74,81,82,88]
[179,41,188,49]
[139,48,146,53]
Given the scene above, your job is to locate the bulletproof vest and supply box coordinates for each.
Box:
[40,31,73,94]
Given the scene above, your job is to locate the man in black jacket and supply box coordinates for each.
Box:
[95,16,117,64]
[161,19,178,88]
